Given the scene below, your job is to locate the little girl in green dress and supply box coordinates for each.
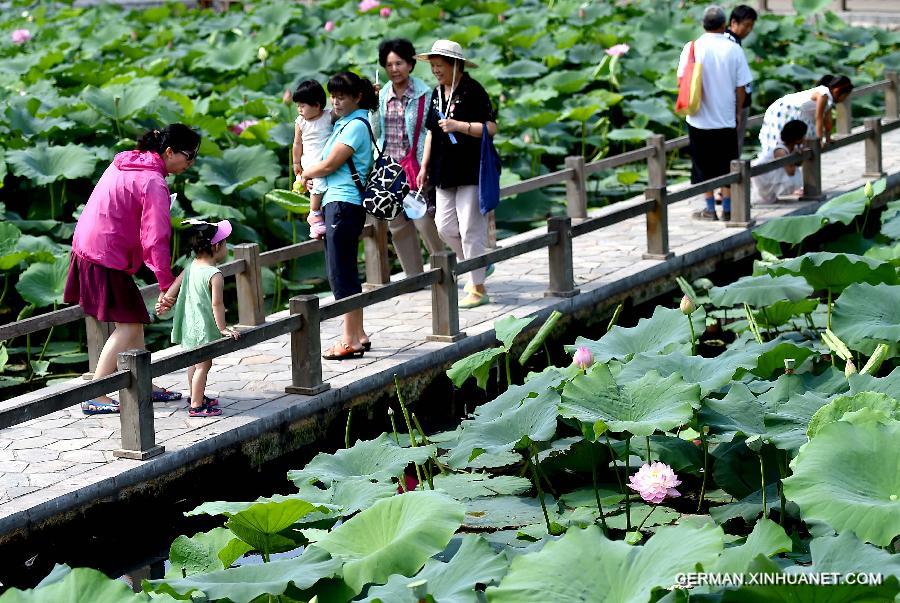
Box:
[159,219,239,417]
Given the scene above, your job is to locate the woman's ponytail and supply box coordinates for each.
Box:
[136,123,201,155]
[327,72,379,110]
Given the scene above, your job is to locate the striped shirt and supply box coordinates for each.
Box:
[384,84,413,159]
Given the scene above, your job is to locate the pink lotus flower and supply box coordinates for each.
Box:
[572,346,593,370]
[605,43,630,57]
[230,119,259,135]
[628,462,682,504]
[11,29,31,44]
[523,133,532,144]
[380,7,392,17]
[324,20,335,32]
[358,0,380,11]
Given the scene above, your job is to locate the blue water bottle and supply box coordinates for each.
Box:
[436,110,458,144]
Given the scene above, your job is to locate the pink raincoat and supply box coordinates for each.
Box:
[72,151,176,291]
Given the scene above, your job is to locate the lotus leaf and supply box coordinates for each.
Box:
[147,545,341,603]
[198,145,280,195]
[190,199,246,221]
[572,305,705,363]
[287,433,436,486]
[193,37,258,72]
[767,252,897,293]
[560,364,701,437]
[361,535,508,603]
[604,504,679,530]
[167,527,252,578]
[752,214,828,246]
[463,495,557,530]
[783,420,900,546]
[795,531,900,583]
[708,274,813,308]
[81,78,161,120]
[559,487,625,509]
[224,499,326,558]
[494,314,536,351]
[627,434,703,472]
[807,391,900,438]
[618,351,752,397]
[849,367,900,397]
[712,517,792,574]
[0,223,28,270]
[701,382,767,442]
[607,128,654,141]
[446,346,505,390]
[447,389,558,468]
[487,521,724,602]
[433,473,532,500]
[6,144,98,186]
[709,484,781,524]
[0,566,159,602]
[291,479,397,516]
[314,490,465,593]
[265,189,310,215]
[832,283,900,356]
[15,254,70,308]
[815,180,884,225]
[752,298,818,328]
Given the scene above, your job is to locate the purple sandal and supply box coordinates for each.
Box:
[81,399,120,415]
[152,388,183,402]
[185,395,220,408]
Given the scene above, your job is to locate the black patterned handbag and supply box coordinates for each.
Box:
[345,117,409,221]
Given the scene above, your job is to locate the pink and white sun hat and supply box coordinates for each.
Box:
[210,219,232,245]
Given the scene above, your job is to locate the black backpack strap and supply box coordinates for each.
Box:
[340,117,380,196]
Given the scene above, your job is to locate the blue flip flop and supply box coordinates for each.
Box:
[81,399,120,415]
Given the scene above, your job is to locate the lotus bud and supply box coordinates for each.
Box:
[679,295,696,315]
[379,7,392,17]
[891,494,898,501]
[865,181,874,199]
[498,13,505,22]
[258,46,268,62]
[578,7,586,18]
[572,346,593,370]
[387,407,394,416]
[844,358,857,377]
[324,20,335,32]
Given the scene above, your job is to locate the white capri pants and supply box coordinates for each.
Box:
[434,184,488,286]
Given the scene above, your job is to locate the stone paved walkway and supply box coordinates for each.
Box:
[1,127,899,532]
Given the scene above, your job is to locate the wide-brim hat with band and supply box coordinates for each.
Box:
[413,40,478,68]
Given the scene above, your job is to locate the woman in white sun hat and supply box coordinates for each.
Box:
[415,40,498,309]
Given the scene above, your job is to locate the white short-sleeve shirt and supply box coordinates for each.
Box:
[677,32,753,130]
[295,108,333,171]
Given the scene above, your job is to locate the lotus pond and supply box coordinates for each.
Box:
[1,0,899,392]
[3,179,899,601]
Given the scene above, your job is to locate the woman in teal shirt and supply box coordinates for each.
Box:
[303,72,377,360]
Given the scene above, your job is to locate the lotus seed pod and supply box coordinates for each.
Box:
[845,358,857,377]
[865,181,874,198]
[784,358,795,374]
[679,295,696,315]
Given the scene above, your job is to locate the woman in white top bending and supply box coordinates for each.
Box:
[758,75,853,151]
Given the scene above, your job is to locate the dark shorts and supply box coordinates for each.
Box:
[324,201,366,300]
[63,254,150,324]
[688,125,739,184]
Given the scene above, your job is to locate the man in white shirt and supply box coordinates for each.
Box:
[677,5,753,221]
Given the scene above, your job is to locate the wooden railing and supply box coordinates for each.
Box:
[0,72,897,460]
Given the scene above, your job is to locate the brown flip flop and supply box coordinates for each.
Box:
[323,342,365,360]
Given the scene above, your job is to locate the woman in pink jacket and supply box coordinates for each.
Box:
[64,124,201,415]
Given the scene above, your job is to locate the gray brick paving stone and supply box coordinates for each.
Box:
[0,129,896,515]
[0,461,28,473]
[0,473,31,487]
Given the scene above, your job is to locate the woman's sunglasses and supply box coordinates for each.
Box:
[178,149,198,162]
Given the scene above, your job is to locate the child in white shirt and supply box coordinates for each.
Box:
[291,80,332,238]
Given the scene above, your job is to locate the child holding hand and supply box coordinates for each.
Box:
[291,80,332,239]
[158,219,239,417]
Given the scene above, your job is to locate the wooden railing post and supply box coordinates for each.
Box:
[233,243,265,327]
[363,217,391,288]
[426,251,465,343]
[836,97,852,136]
[727,159,754,227]
[545,216,579,298]
[643,187,673,260]
[84,316,113,379]
[756,0,768,11]
[886,71,899,120]
[800,138,823,201]
[285,295,329,395]
[564,156,588,220]
[863,117,885,179]
[113,349,164,460]
[646,134,667,189]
